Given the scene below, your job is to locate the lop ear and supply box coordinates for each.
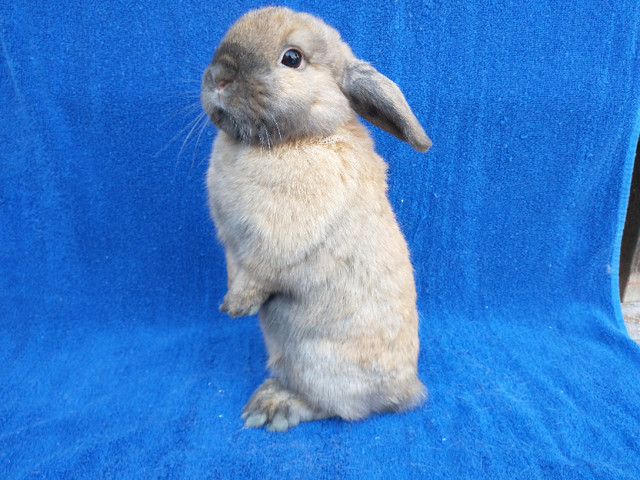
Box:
[340,61,432,152]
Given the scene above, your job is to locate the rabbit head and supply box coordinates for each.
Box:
[201,7,431,151]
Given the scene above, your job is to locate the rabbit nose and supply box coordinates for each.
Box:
[214,71,234,91]
[203,65,233,92]
[208,64,235,91]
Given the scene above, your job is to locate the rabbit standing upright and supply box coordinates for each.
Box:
[201,7,432,432]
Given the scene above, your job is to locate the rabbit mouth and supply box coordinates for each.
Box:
[201,89,251,143]
[209,106,248,142]
[205,105,274,147]
[203,92,285,149]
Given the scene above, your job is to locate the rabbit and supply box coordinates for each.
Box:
[200,6,432,432]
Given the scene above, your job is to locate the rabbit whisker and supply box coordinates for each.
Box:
[188,114,212,176]
[155,109,204,158]
[257,129,266,151]
[263,125,273,152]
[159,101,201,129]
[267,112,283,142]
[179,111,208,159]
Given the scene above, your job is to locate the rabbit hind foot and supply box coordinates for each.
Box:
[241,378,328,432]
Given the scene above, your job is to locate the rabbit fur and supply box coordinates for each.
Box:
[201,7,431,432]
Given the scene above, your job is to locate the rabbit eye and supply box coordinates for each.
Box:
[281,49,302,68]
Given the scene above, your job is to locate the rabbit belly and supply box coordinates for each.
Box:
[257,223,426,420]
[259,297,426,419]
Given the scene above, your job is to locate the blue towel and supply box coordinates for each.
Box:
[1,1,640,478]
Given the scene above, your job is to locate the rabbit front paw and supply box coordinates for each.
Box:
[220,289,265,317]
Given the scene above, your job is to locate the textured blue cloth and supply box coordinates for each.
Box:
[2,1,640,479]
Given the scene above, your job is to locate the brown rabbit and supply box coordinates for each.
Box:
[201,6,431,432]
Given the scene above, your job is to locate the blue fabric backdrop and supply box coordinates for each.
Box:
[2,1,640,478]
